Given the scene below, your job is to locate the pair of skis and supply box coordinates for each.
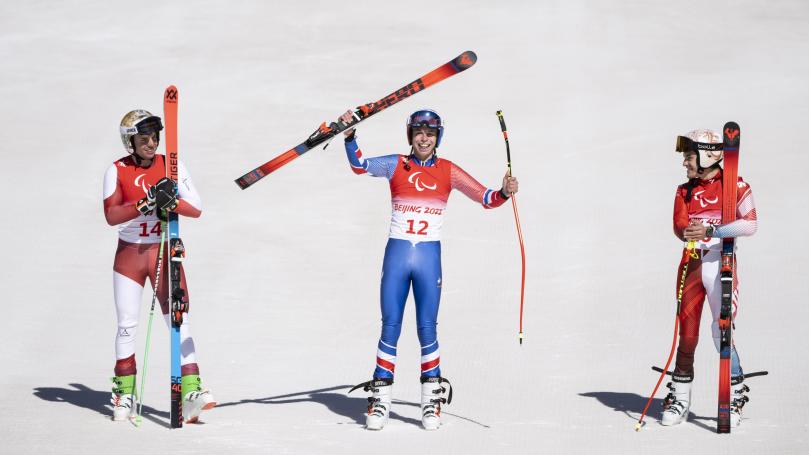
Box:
[233,51,477,189]
[164,86,186,429]
[132,86,186,429]
[716,122,740,433]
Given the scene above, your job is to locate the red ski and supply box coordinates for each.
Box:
[717,121,740,433]
[235,51,477,189]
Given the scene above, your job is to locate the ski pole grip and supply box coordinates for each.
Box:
[496,110,507,133]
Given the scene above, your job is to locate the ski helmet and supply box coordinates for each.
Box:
[407,109,444,148]
[119,109,163,154]
[675,129,723,171]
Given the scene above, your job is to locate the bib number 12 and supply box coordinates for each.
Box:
[406,219,429,235]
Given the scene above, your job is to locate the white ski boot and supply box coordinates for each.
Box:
[420,376,452,431]
[350,378,393,430]
[730,377,750,428]
[110,375,136,421]
[661,378,692,426]
[111,393,135,421]
[183,390,217,423]
[180,375,216,423]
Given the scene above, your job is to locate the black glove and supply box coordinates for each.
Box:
[150,177,178,211]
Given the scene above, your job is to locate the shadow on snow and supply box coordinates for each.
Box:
[216,385,490,428]
[578,391,716,433]
[33,383,170,428]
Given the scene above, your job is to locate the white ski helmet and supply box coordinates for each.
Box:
[119,109,163,154]
[675,129,723,171]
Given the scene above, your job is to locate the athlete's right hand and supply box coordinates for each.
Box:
[151,177,178,212]
[340,110,356,139]
[135,195,156,216]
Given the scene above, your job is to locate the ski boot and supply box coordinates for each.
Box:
[181,375,216,423]
[420,376,452,430]
[730,376,750,428]
[349,378,393,430]
[661,376,692,426]
[110,375,136,421]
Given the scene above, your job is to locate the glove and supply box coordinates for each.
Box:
[136,195,156,216]
[151,177,179,212]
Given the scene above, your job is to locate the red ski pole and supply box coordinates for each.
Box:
[496,111,526,345]
[635,242,698,430]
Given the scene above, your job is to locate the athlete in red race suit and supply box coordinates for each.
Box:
[662,129,758,428]
[102,109,214,422]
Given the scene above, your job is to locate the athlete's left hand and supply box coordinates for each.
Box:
[151,177,179,212]
[502,172,519,195]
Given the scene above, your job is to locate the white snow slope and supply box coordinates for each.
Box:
[1,1,807,454]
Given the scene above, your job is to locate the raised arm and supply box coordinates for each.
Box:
[450,161,517,209]
[339,110,399,179]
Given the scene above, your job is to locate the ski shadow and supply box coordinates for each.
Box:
[578,391,715,433]
[217,385,489,428]
[33,383,170,428]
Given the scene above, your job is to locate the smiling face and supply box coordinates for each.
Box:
[410,126,437,161]
[132,133,159,163]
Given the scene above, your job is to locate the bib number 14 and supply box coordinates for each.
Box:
[139,222,162,237]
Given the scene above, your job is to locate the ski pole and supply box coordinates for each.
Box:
[132,225,167,427]
[635,241,697,431]
[496,111,526,345]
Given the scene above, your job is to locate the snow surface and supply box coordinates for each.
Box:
[1,0,808,454]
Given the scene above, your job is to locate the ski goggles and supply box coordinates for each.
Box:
[675,135,723,154]
[409,111,442,129]
[121,116,164,136]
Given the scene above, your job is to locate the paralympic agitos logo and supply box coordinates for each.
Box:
[408,171,437,192]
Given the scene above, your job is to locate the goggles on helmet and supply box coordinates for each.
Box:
[675,135,722,154]
[409,111,442,129]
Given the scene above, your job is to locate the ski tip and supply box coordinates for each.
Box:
[130,415,143,427]
[634,421,644,432]
[722,121,740,145]
[518,332,524,345]
[164,85,178,103]
[452,51,477,71]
